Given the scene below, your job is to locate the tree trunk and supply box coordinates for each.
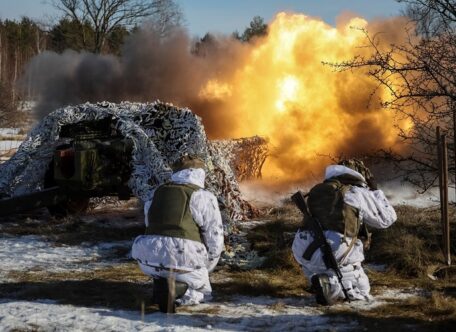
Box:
[0,32,2,83]
[2,34,7,83]
[94,32,103,53]
[36,29,41,54]
[12,47,18,102]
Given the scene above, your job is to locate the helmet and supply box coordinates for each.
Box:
[171,155,205,172]
[338,159,373,181]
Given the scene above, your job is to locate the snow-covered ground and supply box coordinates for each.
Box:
[0,129,20,136]
[0,235,131,281]
[0,216,422,332]
[0,128,25,158]
[0,141,22,152]
[0,297,345,332]
[0,289,417,332]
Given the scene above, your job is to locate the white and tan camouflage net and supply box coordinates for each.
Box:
[211,136,268,181]
[0,101,263,220]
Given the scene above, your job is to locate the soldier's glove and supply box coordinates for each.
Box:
[366,177,378,191]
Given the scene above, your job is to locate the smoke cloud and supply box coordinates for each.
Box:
[24,27,248,138]
[22,13,411,185]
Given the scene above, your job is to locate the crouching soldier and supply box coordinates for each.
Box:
[132,155,224,312]
[292,159,396,305]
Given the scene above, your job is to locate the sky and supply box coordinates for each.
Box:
[0,0,405,36]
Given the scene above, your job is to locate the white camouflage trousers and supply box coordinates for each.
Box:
[138,263,212,305]
[292,230,372,302]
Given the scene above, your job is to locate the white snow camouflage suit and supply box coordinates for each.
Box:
[292,165,397,302]
[132,168,224,304]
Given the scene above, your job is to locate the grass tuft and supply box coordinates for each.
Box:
[366,205,456,278]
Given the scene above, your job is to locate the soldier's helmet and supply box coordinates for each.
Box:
[171,155,205,172]
[338,159,373,181]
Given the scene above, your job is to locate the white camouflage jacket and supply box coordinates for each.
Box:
[131,168,224,273]
[293,165,397,268]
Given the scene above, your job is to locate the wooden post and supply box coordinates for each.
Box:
[437,127,451,265]
[437,127,444,234]
[453,109,456,204]
[442,134,451,265]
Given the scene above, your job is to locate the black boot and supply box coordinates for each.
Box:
[152,277,177,313]
[311,274,333,305]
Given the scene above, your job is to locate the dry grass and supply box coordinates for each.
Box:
[0,148,17,158]
[3,200,456,326]
[220,203,456,302]
[326,291,456,331]
[366,205,456,278]
[214,268,308,298]
[268,301,287,312]
[1,263,156,311]
[0,207,157,312]
[5,263,149,283]
[214,203,310,298]
[0,208,144,245]
[0,134,25,141]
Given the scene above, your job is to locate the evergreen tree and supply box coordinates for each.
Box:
[241,16,268,42]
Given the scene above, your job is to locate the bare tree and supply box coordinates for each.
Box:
[51,0,183,53]
[332,0,456,191]
[146,0,183,37]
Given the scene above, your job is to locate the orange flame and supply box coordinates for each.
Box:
[200,13,410,183]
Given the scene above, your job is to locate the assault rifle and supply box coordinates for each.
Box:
[291,191,351,302]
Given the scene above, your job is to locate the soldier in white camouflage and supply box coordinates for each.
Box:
[132,155,224,311]
[292,159,397,304]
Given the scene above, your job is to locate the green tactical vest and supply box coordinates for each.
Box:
[146,183,202,243]
[305,177,361,238]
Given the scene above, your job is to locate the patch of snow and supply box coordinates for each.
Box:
[0,128,20,136]
[0,296,357,332]
[0,235,131,280]
[0,288,424,332]
[338,287,420,311]
[0,141,22,151]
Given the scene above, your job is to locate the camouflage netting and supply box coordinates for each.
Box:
[211,136,268,181]
[0,101,267,221]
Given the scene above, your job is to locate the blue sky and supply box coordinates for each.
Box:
[0,0,405,36]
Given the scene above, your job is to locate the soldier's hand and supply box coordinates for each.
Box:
[366,177,378,190]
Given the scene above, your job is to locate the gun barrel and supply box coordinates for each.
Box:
[0,187,68,218]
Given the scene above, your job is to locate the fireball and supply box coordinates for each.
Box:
[201,13,409,183]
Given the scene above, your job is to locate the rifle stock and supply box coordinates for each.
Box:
[291,191,351,302]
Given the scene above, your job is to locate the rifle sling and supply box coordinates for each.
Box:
[303,232,358,268]
[339,236,357,265]
[302,236,323,260]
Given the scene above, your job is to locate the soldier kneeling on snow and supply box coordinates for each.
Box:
[292,159,397,305]
[132,155,224,312]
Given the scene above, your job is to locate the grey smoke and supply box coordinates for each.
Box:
[22,26,248,138]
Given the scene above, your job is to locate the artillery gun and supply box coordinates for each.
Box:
[0,101,269,220]
[0,117,133,217]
